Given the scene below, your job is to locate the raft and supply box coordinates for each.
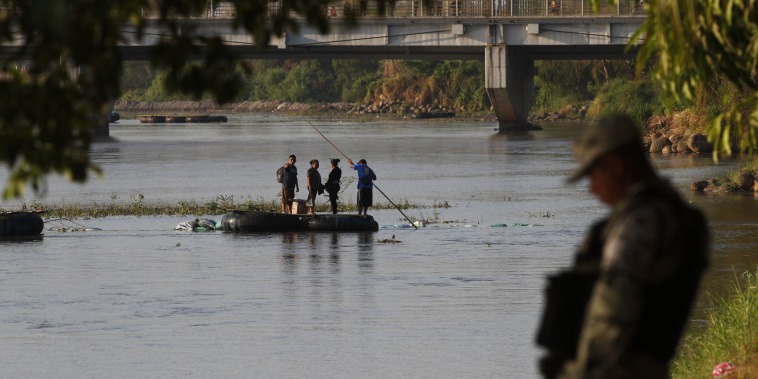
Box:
[138,115,228,124]
[301,214,379,232]
[221,210,378,232]
[0,212,45,236]
[412,111,455,119]
[138,115,166,123]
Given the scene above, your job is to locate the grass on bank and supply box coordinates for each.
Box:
[672,268,758,379]
[3,195,451,219]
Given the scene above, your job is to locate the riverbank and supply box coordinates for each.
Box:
[672,267,758,379]
[113,100,498,122]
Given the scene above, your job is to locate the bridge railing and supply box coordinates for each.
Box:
[0,1,644,20]
[144,0,645,19]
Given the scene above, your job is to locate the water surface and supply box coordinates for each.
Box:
[1,116,756,378]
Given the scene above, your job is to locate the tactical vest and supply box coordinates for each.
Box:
[537,181,709,376]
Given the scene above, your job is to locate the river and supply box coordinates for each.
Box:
[1,115,756,378]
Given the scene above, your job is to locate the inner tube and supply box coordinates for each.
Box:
[0,212,45,236]
[301,214,379,232]
[221,211,378,232]
[221,211,301,232]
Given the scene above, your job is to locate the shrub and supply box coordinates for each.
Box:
[587,78,663,127]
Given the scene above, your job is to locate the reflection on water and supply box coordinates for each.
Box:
[0,118,755,378]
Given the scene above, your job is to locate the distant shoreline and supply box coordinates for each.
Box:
[114,99,355,115]
[113,100,498,122]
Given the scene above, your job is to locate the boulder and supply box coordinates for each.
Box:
[737,172,755,191]
[662,145,672,154]
[650,135,672,153]
[677,138,692,153]
[691,181,708,192]
[687,133,712,153]
[668,133,683,145]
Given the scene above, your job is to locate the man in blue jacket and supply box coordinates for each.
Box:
[348,158,377,216]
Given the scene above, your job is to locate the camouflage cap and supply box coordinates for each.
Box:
[567,114,642,182]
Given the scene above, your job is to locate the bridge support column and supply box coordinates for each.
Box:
[485,46,535,131]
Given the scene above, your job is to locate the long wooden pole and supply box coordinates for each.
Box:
[308,122,418,230]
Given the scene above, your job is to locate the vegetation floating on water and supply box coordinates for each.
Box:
[2,195,434,219]
[523,209,554,218]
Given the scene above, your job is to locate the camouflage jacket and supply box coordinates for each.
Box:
[559,180,709,379]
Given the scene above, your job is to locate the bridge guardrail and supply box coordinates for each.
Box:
[141,0,645,19]
[0,1,644,20]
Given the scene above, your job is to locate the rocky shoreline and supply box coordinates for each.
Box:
[691,162,758,194]
[113,100,496,122]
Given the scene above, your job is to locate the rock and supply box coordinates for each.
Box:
[691,181,708,192]
[662,145,672,154]
[677,138,692,153]
[737,172,755,191]
[650,135,672,153]
[668,133,683,144]
[687,133,712,153]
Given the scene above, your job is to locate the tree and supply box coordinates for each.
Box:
[609,0,758,158]
[0,0,339,199]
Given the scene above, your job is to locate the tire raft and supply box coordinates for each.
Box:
[221,211,378,232]
[221,211,301,232]
[301,214,378,232]
[0,212,45,236]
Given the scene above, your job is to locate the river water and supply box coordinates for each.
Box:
[1,115,756,378]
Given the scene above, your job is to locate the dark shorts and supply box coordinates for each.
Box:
[307,189,318,205]
[357,188,373,207]
[282,186,294,203]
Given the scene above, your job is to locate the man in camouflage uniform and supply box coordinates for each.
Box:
[537,114,709,379]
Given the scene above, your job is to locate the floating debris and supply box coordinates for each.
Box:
[175,218,221,232]
[377,235,401,244]
[490,223,508,228]
[513,223,544,227]
[380,223,413,229]
[46,218,102,233]
[48,227,102,232]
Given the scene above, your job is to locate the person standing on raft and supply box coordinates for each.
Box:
[306,159,323,215]
[326,158,342,214]
[348,158,376,216]
[281,155,299,213]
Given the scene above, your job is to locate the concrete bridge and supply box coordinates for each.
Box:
[121,1,646,132]
[123,0,644,129]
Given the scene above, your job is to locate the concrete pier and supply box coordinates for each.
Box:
[485,45,535,130]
